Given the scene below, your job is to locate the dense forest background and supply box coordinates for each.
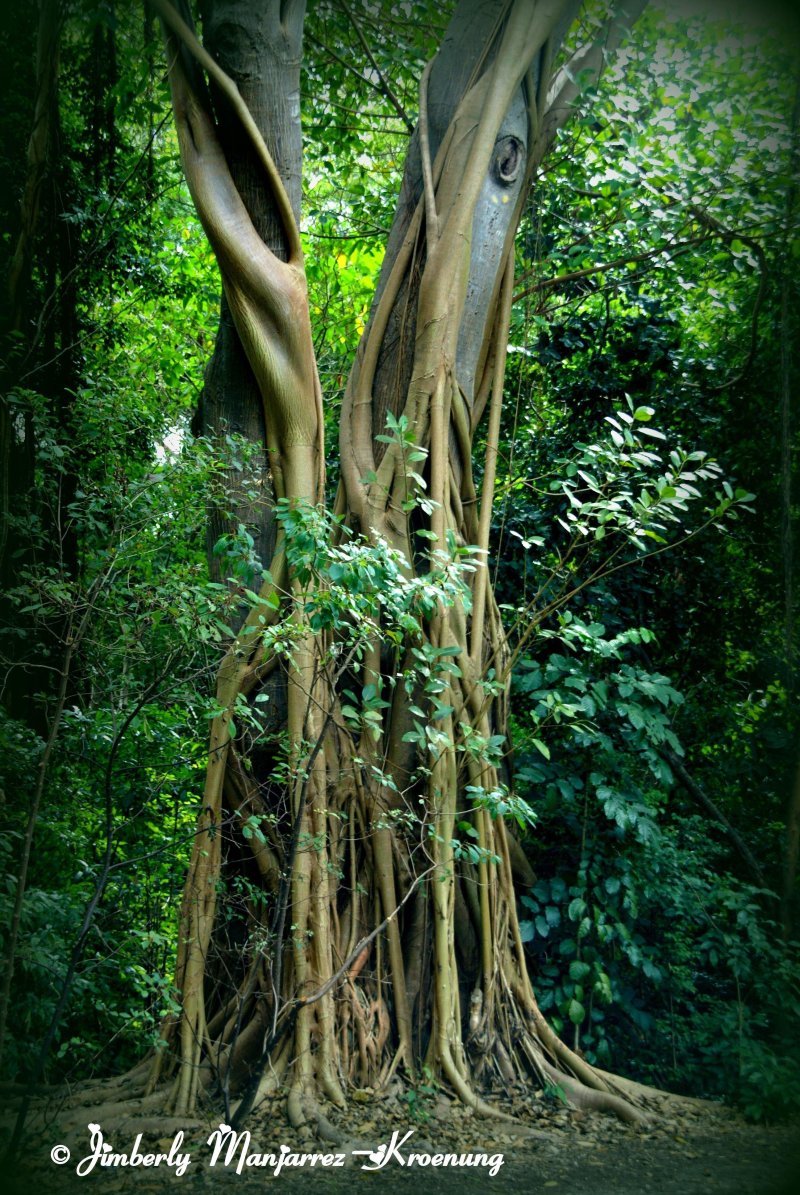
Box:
[1,0,799,1128]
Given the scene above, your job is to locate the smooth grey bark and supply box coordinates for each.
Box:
[196,0,305,585]
[363,1,526,453]
[357,0,579,468]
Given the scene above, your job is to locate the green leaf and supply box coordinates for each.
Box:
[568,999,586,1025]
[569,961,591,982]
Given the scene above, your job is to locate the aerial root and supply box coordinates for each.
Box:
[286,1082,306,1130]
[439,1046,519,1123]
[539,1059,650,1127]
[592,1066,714,1112]
[235,1031,292,1115]
[306,1099,345,1143]
[55,1091,167,1128]
[70,1113,203,1137]
[284,1085,345,1143]
[506,1024,650,1127]
[66,1059,152,1107]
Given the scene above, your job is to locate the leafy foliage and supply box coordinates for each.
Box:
[0,0,797,1123]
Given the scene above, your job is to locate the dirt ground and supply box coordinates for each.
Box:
[3,1089,799,1195]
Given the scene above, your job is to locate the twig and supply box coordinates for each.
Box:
[338,0,415,133]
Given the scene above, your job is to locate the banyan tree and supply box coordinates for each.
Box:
[139,0,652,1130]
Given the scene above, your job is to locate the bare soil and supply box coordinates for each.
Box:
[2,1089,799,1195]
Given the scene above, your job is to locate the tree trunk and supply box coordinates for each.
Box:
[1,0,62,583]
[145,0,649,1129]
[195,0,306,587]
[779,73,799,940]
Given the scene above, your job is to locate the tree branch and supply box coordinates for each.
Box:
[659,746,765,887]
[338,0,415,133]
[538,0,649,158]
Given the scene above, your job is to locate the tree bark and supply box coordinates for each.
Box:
[146,0,650,1128]
[1,0,63,581]
[196,0,306,587]
[779,73,799,940]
